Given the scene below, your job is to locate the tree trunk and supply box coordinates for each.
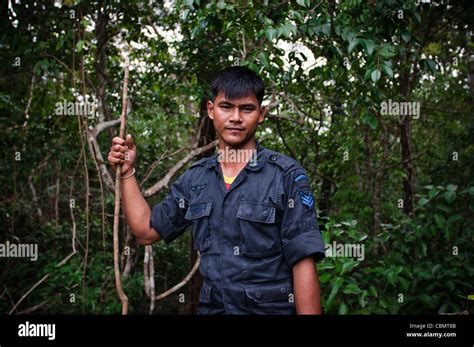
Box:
[399,65,414,215]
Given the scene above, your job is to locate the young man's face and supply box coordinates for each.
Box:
[207,91,265,148]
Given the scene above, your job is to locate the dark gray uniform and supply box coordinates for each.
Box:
[150,141,325,314]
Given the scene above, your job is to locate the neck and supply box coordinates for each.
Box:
[217,137,257,171]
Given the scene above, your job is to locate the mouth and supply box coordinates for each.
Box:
[225,127,245,132]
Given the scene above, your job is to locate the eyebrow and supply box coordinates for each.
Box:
[217,101,257,108]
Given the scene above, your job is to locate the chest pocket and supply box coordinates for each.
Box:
[236,202,281,257]
[185,201,213,252]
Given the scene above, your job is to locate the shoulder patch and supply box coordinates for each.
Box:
[294,173,308,183]
[299,191,315,209]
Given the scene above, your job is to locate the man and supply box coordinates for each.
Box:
[108,66,325,314]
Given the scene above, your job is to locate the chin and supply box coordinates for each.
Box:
[220,134,247,148]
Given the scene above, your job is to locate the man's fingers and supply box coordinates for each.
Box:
[126,134,135,150]
[112,137,126,145]
[109,151,125,159]
[108,156,124,165]
[111,144,126,153]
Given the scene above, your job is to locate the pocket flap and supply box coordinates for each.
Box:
[185,201,212,220]
[245,280,292,303]
[236,202,276,224]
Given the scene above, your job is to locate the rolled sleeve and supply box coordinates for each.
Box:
[280,168,326,268]
[150,172,191,243]
[283,230,325,268]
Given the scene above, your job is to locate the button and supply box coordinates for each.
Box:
[270,154,277,162]
[280,287,287,293]
[255,292,261,298]
[262,210,268,217]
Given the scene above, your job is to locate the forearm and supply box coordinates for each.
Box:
[293,257,322,314]
[121,175,160,244]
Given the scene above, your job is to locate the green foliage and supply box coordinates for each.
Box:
[0,0,472,314]
[320,184,474,314]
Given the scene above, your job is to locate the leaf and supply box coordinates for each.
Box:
[420,58,436,73]
[434,214,445,228]
[265,28,278,42]
[428,187,439,199]
[443,191,456,204]
[348,38,361,53]
[343,283,361,294]
[180,9,190,21]
[399,277,410,291]
[367,115,378,129]
[76,40,85,53]
[341,260,360,274]
[321,23,331,36]
[338,302,348,314]
[401,28,411,43]
[359,291,368,308]
[432,264,442,275]
[278,21,297,38]
[447,214,463,224]
[296,0,310,8]
[258,52,271,68]
[381,63,393,78]
[447,184,457,192]
[418,197,429,206]
[364,68,372,80]
[362,39,376,56]
[325,277,343,310]
[371,69,381,83]
[379,44,397,58]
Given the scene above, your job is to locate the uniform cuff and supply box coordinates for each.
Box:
[150,204,179,244]
[283,231,325,268]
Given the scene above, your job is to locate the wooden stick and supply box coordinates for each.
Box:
[113,55,130,315]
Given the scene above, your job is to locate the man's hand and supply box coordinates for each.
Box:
[293,256,322,314]
[108,134,136,175]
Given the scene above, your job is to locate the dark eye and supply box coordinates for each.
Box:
[221,105,231,110]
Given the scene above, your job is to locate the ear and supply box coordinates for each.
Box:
[258,106,266,124]
[207,100,214,120]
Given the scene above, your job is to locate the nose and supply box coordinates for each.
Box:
[229,108,243,123]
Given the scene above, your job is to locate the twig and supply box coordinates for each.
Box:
[139,147,187,189]
[142,140,218,198]
[23,72,36,128]
[113,55,130,315]
[14,300,49,315]
[155,253,201,301]
[8,251,76,315]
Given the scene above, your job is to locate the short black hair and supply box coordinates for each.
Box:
[211,66,265,105]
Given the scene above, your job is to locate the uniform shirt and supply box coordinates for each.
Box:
[150,141,325,314]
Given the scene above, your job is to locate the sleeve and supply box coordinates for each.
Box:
[150,171,192,243]
[280,167,326,268]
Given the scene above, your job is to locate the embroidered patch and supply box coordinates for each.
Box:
[294,174,308,182]
[299,191,314,209]
[191,183,207,194]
